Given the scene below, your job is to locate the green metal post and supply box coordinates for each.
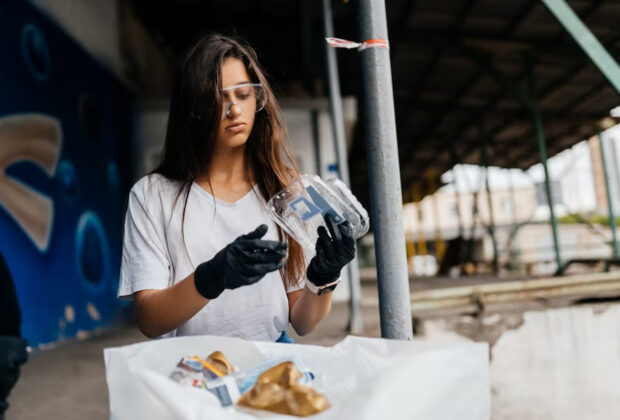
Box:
[597,128,619,258]
[533,106,562,270]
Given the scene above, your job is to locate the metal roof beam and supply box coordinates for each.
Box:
[482,78,612,165]
[396,29,610,54]
[498,125,578,168]
[398,0,612,189]
[389,0,418,58]
[560,81,609,114]
[463,47,535,109]
[541,0,620,95]
[503,0,539,35]
[448,35,620,170]
[399,0,477,124]
[401,69,482,171]
[427,1,615,164]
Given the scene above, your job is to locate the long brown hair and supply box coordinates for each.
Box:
[153,34,304,288]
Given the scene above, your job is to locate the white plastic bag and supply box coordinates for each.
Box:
[104,335,489,419]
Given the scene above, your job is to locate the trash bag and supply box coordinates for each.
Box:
[104,335,489,419]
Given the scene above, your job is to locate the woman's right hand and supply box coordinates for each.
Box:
[193,224,286,299]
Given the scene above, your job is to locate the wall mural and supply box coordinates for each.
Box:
[0,0,132,347]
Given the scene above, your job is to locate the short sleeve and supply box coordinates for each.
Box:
[285,277,305,293]
[118,186,171,300]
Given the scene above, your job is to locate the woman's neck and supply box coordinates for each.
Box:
[196,146,254,200]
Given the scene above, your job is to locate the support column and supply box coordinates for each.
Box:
[485,171,498,273]
[533,106,562,270]
[427,168,445,261]
[358,0,413,339]
[453,165,465,238]
[311,110,321,175]
[481,150,499,273]
[321,0,363,334]
[508,169,522,268]
[413,184,428,259]
[597,128,619,258]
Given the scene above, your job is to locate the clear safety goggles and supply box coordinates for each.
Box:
[221,83,266,118]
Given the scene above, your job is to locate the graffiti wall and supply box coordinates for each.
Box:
[0,0,132,346]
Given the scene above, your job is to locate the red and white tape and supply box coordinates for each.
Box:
[325,37,389,51]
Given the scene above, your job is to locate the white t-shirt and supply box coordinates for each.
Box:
[118,173,303,341]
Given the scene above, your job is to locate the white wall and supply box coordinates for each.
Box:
[420,304,620,420]
[132,100,169,180]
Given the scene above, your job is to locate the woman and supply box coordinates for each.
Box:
[118,34,355,342]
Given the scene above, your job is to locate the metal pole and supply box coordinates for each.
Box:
[413,184,428,258]
[321,0,363,334]
[483,162,499,273]
[597,128,619,258]
[321,0,351,186]
[358,0,413,339]
[508,169,521,267]
[533,106,562,270]
[453,165,465,238]
[478,127,499,273]
[311,110,321,175]
[427,168,445,261]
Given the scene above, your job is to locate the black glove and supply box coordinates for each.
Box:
[306,214,356,288]
[194,224,286,299]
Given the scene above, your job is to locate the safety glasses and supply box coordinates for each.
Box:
[221,83,266,118]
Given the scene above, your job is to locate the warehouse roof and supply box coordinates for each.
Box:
[129,0,620,204]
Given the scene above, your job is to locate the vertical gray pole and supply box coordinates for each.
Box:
[533,106,562,270]
[480,140,499,273]
[358,0,413,339]
[453,166,464,237]
[311,110,322,176]
[597,128,619,258]
[321,0,363,335]
[508,170,521,266]
[484,166,499,273]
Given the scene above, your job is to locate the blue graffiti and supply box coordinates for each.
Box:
[75,211,110,294]
[0,0,132,346]
[21,23,51,82]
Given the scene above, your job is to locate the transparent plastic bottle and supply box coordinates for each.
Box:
[267,175,369,257]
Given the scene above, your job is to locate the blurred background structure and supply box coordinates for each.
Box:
[3,0,620,419]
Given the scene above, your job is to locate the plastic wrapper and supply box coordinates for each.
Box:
[104,335,490,419]
[170,353,240,406]
[237,361,330,417]
[229,356,314,394]
[170,354,315,407]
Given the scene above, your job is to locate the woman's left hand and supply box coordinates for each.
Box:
[306,214,355,288]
